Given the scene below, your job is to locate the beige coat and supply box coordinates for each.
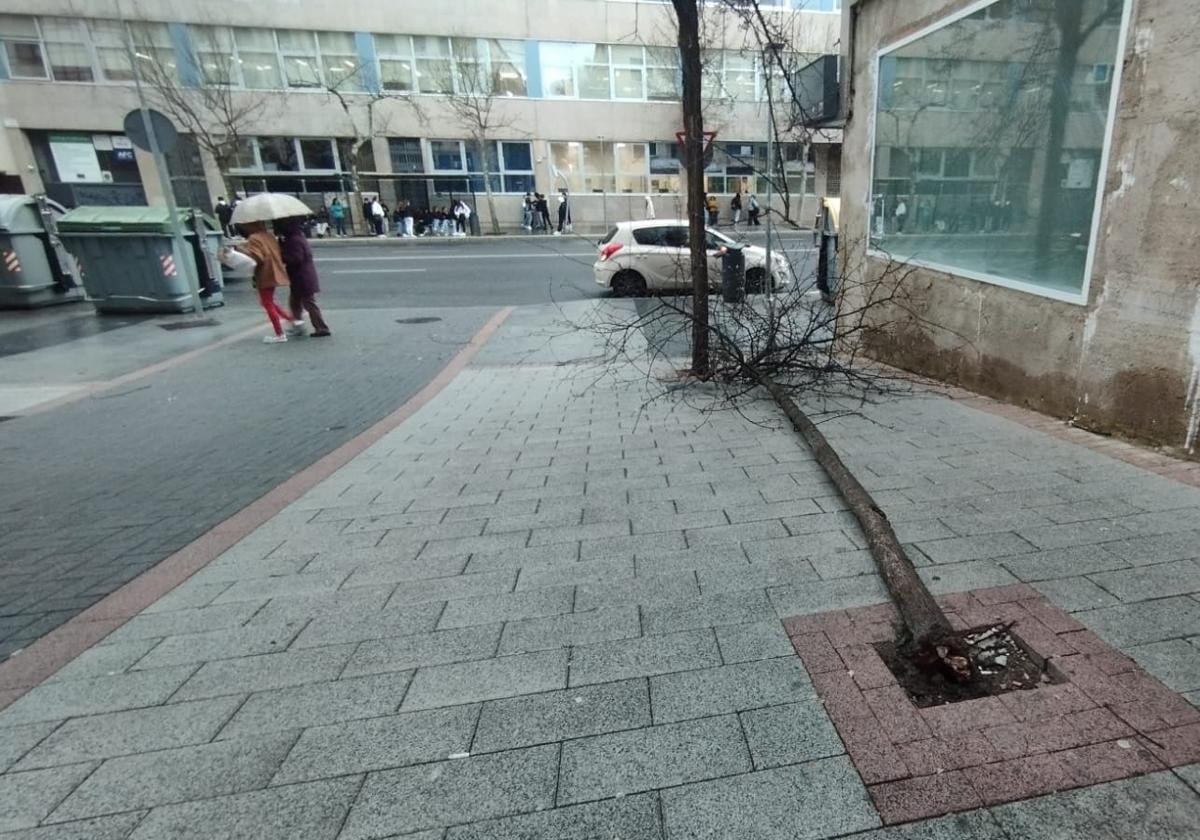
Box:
[237,230,289,290]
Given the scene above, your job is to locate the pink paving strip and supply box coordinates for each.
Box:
[0,306,515,707]
[786,585,1200,825]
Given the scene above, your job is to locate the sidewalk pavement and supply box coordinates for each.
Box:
[1,301,1198,838]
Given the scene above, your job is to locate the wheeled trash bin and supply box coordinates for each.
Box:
[0,194,83,309]
[56,206,224,314]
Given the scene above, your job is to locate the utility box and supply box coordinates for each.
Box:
[57,206,224,314]
[0,194,84,309]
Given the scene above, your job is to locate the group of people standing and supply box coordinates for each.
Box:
[309,196,474,238]
[521,190,571,234]
[705,189,761,227]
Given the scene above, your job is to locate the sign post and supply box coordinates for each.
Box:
[119,5,205,319]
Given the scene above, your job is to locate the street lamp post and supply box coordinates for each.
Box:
[762,40,785,308]
[598,135,608,233]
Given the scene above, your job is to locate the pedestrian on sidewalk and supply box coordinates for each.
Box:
[215,196,234,238]
[556,189,571,235]
[402,202,415,237]
[329,199,347,236]
[644,193,655,220]
[279,217,331,338]
[522,192,534,230]
[747,194,761,226]
[706,193,719,226]
[731,189,743,227]
[370,197,386,237]
[535,193,552,232]
[233,222,292,344]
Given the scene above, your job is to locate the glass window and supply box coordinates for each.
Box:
[129,22,176,81]
[1,15,46,78]
[388,137,423,172]
[540,42,610,99]
[414,36,454,93]
[723,52,757,102]
[299,138,336,170]
[646,46,678,101]
[319,31,363,92]
[871,0,1125,297]
[277,29,321,88]
[234,28,281,89]
[488,39,526,97]
[501,141,532,171]
[258,137,298,171]
[648,141,682,193]
[430,140,464,171]
[40,18,92,82]
[375,34,413,92]
[192,25,237,86]
[614,142,647,193]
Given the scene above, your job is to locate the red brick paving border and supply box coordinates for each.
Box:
[785,583,1200,825]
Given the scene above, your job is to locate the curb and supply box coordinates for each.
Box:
[0,306,516,706]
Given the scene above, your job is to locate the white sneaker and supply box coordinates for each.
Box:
[287,321,306,337]
[263,334,287,344]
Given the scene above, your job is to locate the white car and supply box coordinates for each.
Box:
[594,219,790,296]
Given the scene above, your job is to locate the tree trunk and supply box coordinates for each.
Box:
[752,369,954,649]
[674,0,709,377]
[478,140,501,235]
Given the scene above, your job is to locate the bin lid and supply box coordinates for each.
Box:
[57,206,220,234]
[0,194,66,234]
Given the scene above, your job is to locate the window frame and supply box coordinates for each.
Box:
[429,139,534,194]
[1,16,49,80]
[865,0,1133,306]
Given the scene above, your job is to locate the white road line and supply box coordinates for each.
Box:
[316,253,597,262]
[328,268,429,274]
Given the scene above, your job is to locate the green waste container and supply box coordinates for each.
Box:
[57,206,224,314]
[0,194,84,309]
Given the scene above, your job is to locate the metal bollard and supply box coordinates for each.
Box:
[721,243,746,304]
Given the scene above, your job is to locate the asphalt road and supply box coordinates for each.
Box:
[0,233,815,658]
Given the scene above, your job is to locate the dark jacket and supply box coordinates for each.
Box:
[280,225,320,296]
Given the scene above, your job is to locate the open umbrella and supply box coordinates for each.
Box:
[230,193,312,225]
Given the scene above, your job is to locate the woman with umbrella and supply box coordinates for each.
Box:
[279,216,331,337]
[229,194,312,344]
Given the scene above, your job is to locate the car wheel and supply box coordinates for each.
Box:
[746,267,766,294]
[611,270,647,297]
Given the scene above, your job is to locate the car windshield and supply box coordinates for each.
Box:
[705,228,735,247]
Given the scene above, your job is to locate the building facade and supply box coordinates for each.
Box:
[839,0,1200,455]
[0,0,843,231]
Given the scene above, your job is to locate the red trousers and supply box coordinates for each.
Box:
[258,287,292,335]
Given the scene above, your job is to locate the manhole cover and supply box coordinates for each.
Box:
[396,317,442,324]
[160,318,219,331]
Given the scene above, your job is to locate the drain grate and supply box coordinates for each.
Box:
[160,318,219,331]
[396,317,442,324]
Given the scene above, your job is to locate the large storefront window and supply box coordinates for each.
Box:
[871,0,1126,299]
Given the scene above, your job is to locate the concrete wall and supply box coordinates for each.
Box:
[841,0,1200,456]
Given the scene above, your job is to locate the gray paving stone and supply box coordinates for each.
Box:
[999,545,1130,582]
[1075,596,1200,649]
[243,586,393,627]
[385,570,517,606]
[659,756,879,840]
[415,530,532,559]
[498,605,639,655]
[103,601,264,644]
[187,555,308,585]
[1178,763,1200,795]
[1127,639,1200,693]
[217,671,412,739]
[808,548,881,580]
[724,499,822,525]
[0,764,96,832]
[634,545,750,577]
[514,557,634,590]
[715,620,795,664]
[919,560,1021,595]
[437,586,574,629]
[574,574,700,612]
[210,572,350,605]
[339,745,557,839]
[851,810,1009,839]
[1033,577,1120,612]
[1089,560,1200,603]
[0,667,196,727]
[0,813,144,840]
[740,700,844,769]
[303,545,463,577]
[990,770,1200,840]
[48,731,295,823]
[171,644,357,701]
[402,649,568,711]
[463,542,581,574]
[14,696,243,771]
[570,630,721,686]
[641,589,777,635]
[44,639,161,684]
[1103,531,1200,566]
[343,624,500,678]
[697,558,819,594]
[685,520,791,548]
[743,531,859,564]
[127,776,359,840]
[915,532,1034,565]
[631,509,729,535]
[291,600,443,648]
[557,715,751,805]
[1114,509,1200,537]
[767,575,889,618]
[273,704,478,784]
[650,658,812,724]
[940,509,1055,537]
[579,531,688,560]
[445,794,662,840]
[131,621,303,670]
[0,721,58,773]
[1016,520,1132,551]
[473,679,650,753]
